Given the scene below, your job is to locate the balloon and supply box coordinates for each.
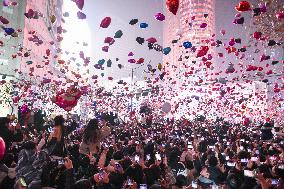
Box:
[196,46,209,57]
[3,27,15,35]
[114,30,123,38]
[104,37,115,45]
[129,19,138,25]
[200,23,207,28]
[26,61,33,65]
[63,12,69,17]
[50,15,56,24]
[136,37,145,45]
[77,11,86,19]
[161,102,171,113]
[140,23,148,29]
[146,37,157,44]
[0,16,9,24]
[183,41,192,49]
[107,59,112,67]
[100,17,111,28]
[155,12,165,21]
[128,59,136,63]
[75,0,84,10]
[276,12,284,20]
[233,17,244,24]
[166,0,179,15]
[128,52,134,56]
[2,0,9,6]
[102,46,109,52]
[137,58,144,64]
[20,104,29,114]
[98,59,105,65]
[157,63,162,71]
[163,47,171,55]
[0,137,5,161]
[235,1,251,12]
[253,31,262,39]
[220,29,226,35]
[253,8,261,16]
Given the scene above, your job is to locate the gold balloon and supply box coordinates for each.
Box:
[50,15,56,24]
[157,63,162,71]
[11,32,18,37]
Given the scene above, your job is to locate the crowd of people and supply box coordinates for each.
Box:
[0,115,284,189]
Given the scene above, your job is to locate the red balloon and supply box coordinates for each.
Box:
[196,46,209,58]
[166,0,179,15]
[100,17,111,28]
[0,137,5,161]
[235,1,251,12]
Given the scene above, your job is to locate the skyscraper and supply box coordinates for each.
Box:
[163,0,215,84]
[20,0,64,81]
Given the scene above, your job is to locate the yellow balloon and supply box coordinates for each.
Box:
[50,15,56,24]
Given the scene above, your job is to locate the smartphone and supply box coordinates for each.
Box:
[155,153,161,161]
[241,159,249,163]
[188,145,193,149]
[98,170,104,180]
[209,146,214,149]
[226,156,229,161]
[58,159,65,165]
[244,170,255,177]
[251,157,258,161]
[146,154,151,161]
[19,178,27,187]
[240,146,244,150]
[48,127,53,133]
[140,184,147,189]
[255,150,259,154]
[127,179,133,186]
[271,179,279,185]
[227,162,236,167]
[135,155,140,162]
[192,181,198,188]
[270,156,277,161]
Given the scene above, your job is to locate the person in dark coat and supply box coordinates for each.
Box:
[0,117,23,152]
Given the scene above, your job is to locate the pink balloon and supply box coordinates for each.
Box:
[75,0,84,10]
[100,17,111,28]
[0,137,5,161]
[276,12,284,19]
[146,37,157,44]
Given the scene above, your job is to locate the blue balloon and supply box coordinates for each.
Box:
[4,28,15,35]
[183,41,192,49]
[92,101,96,107]
[163,47,171,55]
[98,59,105,65]
[140,23,148,29]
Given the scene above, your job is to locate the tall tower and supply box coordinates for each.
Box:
[20,0,64,82]
[163,0,215,85]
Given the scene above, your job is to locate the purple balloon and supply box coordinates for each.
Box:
[102,46,109,52]
[77,11,86,19]
[128,59,136,63]
[155,13,165,21]
[3,0,9,6]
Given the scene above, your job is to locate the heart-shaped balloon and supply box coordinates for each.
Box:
[0,137,5,161]
[166,0,179,15]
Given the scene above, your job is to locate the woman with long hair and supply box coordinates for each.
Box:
[79,119,111,155]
